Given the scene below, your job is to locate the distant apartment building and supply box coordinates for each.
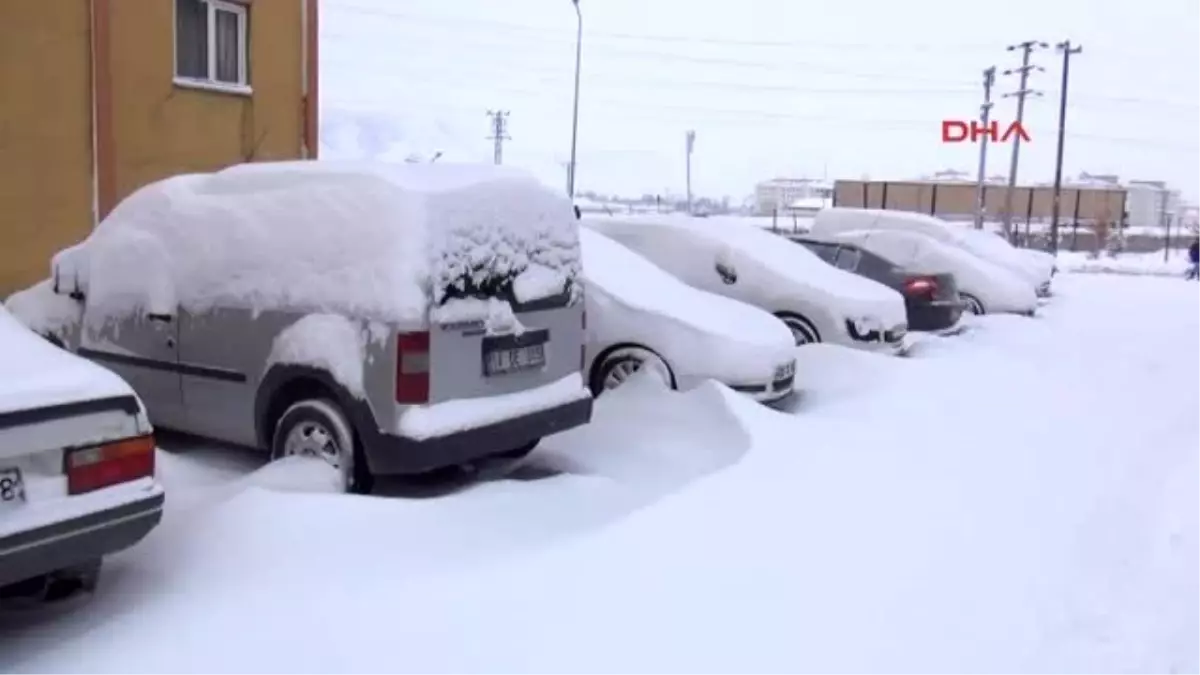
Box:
[0,0,319,296]
[754,178,833,215]
[1123,180,1182,230]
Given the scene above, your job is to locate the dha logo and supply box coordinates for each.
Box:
[941,120,1031,143]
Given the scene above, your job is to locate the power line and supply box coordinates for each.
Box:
[321,36,1200,111]
[320,28,982,88]
[319,55,977,97]
[326,3,1008,53]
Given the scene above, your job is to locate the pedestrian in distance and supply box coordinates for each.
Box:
[1187,237,1199,281]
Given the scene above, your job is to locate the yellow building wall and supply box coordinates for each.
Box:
[108,0,305,203]
[0,0,94,297]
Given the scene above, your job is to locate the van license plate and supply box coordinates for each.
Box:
[485,345,546,376]
[1,467,26,510]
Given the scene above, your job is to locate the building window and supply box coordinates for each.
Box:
[175,0,250,90]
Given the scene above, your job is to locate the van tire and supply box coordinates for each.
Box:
[271,399,374,495]
[589,345,676,397]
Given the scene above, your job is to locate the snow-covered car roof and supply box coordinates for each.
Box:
[62,161,582,324]
[0,305,133,416]
[589,215,903,307]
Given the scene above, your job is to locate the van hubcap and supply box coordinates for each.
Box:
[283,422,343,468]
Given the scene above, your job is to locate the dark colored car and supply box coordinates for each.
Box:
[786,234,965,333]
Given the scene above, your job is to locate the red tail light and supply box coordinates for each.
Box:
[904,277,937,296]
[396,331,431,404]
[66,435,156,495]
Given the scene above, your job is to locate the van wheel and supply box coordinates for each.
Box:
[589,346,675,397]
[776,312,820,346]
[961,293,986,315]
[271,399,374,495]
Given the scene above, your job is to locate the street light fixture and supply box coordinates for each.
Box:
[567,0,582,199]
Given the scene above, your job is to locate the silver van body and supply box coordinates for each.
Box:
[26,161,593,486]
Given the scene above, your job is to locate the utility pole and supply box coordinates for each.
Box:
[1048,40,1082,255]
[1000,40,1048,242]
[486,110,511,165]
[685,130,696,215]
[973,66,997,230]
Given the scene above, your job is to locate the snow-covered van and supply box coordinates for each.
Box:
[811,208,1055,297]
[0,304,163,600]
[583,215,910,355]
[7,161,594,494]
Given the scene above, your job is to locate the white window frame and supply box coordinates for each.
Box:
[173,0,252,95]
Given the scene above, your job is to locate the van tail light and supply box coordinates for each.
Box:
[396,331,431,404]
[581,309,587,331]
[904,277,938,297]
[66,435,156,495]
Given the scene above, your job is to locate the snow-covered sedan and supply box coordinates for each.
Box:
[583,216,910,354]
[823,229,1039,316]
[812,208,1055,297]
[0,304,164,601]
[580,228,797,404]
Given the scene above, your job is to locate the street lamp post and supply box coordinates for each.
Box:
[567,0,582,199]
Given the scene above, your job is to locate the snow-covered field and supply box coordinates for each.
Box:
[0,274,1196,673]
[1057,250,1192,278]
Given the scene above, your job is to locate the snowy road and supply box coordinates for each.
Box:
[1,274,1196,673]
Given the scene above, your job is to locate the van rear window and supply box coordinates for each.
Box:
[439,267,577,313]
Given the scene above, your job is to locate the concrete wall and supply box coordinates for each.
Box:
[0,0,95,296]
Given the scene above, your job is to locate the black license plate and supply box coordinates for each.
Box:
[1,466,26,510]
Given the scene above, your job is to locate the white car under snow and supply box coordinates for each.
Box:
[822,229,1039,317]
[583,216,910,354]
[579,228,797,404]
[811,208,1055,297]
[0,305,164,600]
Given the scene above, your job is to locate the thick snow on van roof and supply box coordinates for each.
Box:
[74,161,582,324]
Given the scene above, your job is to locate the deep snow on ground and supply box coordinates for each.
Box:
[1057,250,1192,277]
[1,274,1196,673]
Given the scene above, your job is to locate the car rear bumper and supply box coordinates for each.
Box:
[362,396,594,476]
[0,486,164,589]
[907,300,965,333]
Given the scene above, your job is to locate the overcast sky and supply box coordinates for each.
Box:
[320,0,1200,202]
